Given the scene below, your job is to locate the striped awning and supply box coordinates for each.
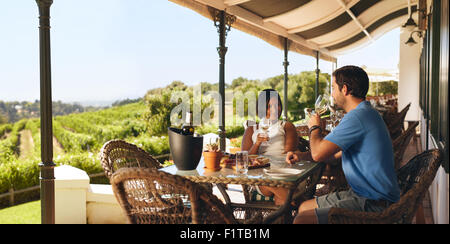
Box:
[169,0,422,62]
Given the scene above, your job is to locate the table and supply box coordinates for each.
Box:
[160,155,323,223]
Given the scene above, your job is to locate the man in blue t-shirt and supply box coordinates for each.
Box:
[286,65,400,224]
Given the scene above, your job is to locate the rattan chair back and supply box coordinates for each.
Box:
[100,140,162,179]
[328,149,442,224]
[111,167,238,224]
[393,121,419,170]
[385,103,411,140]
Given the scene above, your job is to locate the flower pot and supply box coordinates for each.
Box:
[168,127,203,170]
[203,151,222,171]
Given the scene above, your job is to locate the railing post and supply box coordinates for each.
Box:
[36,0,55,224]
[9,187,14,206]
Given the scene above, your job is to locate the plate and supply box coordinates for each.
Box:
[263,168,304,179]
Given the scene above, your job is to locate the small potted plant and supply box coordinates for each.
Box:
[229,137,242,154]
[203,138,222,171]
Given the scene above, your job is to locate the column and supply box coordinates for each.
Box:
[36,0,55,225]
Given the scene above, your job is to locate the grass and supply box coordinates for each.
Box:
[0,200,41,224]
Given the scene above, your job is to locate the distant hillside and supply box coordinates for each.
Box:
[0,100,110,124]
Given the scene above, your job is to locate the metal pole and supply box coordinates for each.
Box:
[315,51,320,100]
[283,38,289,120]
[331,61,336,96]
[217,10,227,152]
[36,0,55,224]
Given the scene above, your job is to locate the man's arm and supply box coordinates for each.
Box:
[308,114,341,162]
[286,149,341,164]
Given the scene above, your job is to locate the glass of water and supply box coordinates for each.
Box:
[235,151,248,175]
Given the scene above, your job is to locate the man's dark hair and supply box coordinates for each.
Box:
[332,65,369,99]
[256,89,283,119]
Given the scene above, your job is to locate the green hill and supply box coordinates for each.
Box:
[0,101,171,208]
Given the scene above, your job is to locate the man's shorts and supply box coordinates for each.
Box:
[315,188,390,224]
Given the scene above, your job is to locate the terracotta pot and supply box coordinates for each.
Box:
[203,151,222,171]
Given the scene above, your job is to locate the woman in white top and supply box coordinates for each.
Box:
[241,89,298,205]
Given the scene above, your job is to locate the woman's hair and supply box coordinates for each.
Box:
[256,89,283,119]
[332,65,369,99]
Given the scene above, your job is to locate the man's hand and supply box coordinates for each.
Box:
[286,151,300,164]
[308,113,321,129]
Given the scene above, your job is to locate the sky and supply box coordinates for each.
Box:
[0,0,400,104]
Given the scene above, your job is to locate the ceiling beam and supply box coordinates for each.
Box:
[224,0,251,6]
[336,0,373,42]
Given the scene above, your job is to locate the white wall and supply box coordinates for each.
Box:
[54,165,127,224]
[424,126,450,224]
[398,28,421,121]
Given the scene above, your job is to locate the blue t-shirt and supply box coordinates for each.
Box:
[324,101,400,202]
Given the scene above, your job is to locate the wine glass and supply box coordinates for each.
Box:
[259,118,271,146]
[335,110,344,123]
[235,151,248,175]
[329,110,337,130]
[314,94,330,116]
[304,107,313,122]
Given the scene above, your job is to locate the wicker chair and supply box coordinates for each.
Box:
[296,125,309,138]
[328,149,442,224]
[384,103,411,140]
[111,167,261,224]
[100,139,162,179]
[393,121,419,170]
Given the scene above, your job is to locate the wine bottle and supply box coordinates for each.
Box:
[181,111,194,135]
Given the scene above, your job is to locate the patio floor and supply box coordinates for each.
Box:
[213,130,434,224]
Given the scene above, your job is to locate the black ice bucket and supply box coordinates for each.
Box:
[168,127,203,170]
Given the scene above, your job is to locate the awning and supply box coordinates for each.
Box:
[169,0,420,63]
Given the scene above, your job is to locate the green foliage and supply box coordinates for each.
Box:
[126,136,170,156]
[229,71,331,121]
[0,119,27,163]
[0,70,334,209]
[0,100,101,124]
[367,81,398,96]
[143,91,176,136]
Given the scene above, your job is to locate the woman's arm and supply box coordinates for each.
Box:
[241,126,267,155]
[283,121,299,153]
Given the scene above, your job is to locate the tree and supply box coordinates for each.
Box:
[0,112,7,124]
[367,80,398,96]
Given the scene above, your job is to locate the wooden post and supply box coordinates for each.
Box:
[9,188,14,206]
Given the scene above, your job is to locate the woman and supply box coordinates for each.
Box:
[241,89,298,205]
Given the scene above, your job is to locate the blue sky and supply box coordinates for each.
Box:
[0,0,400,103]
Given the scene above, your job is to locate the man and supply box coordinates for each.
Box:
[286,65,400,224]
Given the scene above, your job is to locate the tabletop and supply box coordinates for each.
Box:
[160,154,322,190]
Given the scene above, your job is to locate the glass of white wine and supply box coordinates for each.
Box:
[259,118,271,146]
[315,94,330,116]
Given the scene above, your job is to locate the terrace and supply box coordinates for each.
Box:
[32,0,448,224]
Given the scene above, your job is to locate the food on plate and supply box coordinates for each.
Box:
[249,156,270,166]
[220,156,235,168]
[248,155,258,160]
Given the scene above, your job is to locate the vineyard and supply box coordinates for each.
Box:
[0,100,248,208]
[0,72,333,208]
[0,101,175,207]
